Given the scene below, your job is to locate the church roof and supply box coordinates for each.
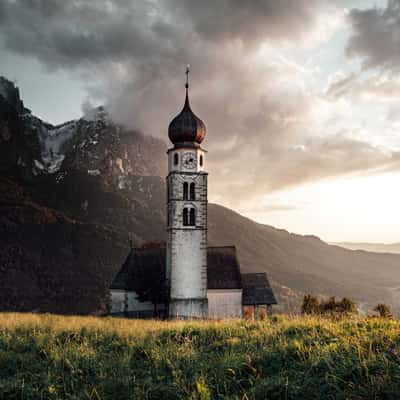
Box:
[111,246,241,291]
[207,247,242,289]
[241,273,277,305]
[110,245,276,305]
[111,246,166,292]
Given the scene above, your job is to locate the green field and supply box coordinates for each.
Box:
[1,313,400,399]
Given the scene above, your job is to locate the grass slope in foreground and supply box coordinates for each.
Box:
[1,314,400,399]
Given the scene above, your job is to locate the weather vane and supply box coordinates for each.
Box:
[185,64,190,89]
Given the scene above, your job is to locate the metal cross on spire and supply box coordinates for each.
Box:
[185,64,190,90]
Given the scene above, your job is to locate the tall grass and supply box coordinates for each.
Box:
[0,313,400,399]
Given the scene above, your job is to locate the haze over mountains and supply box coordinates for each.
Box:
[333,242,400,254]
[1,76,400,314]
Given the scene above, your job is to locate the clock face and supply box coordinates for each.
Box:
[182,152,197,169]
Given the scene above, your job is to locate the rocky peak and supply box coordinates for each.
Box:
[0,77,29,114]
[60,105,167,188]
[0,76,167,184]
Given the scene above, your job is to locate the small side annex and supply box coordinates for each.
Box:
[109,245,277,319]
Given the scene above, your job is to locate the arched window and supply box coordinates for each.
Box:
[174,153,179,166]
[200,155,203,167]
[183,182,188,200]
[190,183,195,200]
[183,207,196,226]
[189,208,196,226]
[183,208,189,226]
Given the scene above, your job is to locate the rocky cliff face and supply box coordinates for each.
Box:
[0,88,41,180]
[0,77,166,183]
[0,77,27,114]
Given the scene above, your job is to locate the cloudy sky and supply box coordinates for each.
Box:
[2,0,400,243]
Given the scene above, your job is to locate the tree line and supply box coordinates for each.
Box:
[301,294,393,318]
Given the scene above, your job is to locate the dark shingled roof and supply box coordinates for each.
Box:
[110,246,165,291]
[111,246,276,305]
[207,247,242,289]
[110,250,133,290]
[241,273,277,305]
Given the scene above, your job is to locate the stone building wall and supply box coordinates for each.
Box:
[208,289,243,318]
[166,147,208,318]
[110,289,165,317]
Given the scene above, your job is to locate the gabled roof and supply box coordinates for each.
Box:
[207,247,242,289]
[241,273,277,305]
[111,246,241,291]
[110,251,133,290]
[110,246,165,291]
[110,245,277,305]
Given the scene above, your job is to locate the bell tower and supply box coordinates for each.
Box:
[166,66,208,318]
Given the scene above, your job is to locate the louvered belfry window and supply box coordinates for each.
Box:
[183,208,189,226]
[183,207,195,226]
[189,208,196,226]
[190,183,195,200]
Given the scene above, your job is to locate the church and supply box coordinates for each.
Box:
[109,68,276,319]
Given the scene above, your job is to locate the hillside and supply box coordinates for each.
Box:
[2,76,400,314]
[0,177,128,314]
[334,242,400,254]
[1,313,400,399]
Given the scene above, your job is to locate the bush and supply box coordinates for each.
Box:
[301,294,320,315]
[373,303,393,318]
[339,297,357,314]
[301,294,357,316]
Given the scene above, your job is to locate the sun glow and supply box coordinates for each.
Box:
[243,172,400,243]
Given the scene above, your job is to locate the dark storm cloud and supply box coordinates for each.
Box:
[165,0,324,45]
[1,0,399,205]
[0,0,170,67]
[0,0,325,68]
[347,0,400,70]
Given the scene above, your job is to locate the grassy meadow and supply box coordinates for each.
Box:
[1,313,400,399]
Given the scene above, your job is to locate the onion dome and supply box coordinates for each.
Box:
[168,66,206,147]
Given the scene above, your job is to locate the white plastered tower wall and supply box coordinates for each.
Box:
[166,66,209,318]
[166,147,208,318]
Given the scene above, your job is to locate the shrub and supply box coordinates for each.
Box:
[339,297,357,314]
[301,294,320,315]
[301,294,357,316]
[322,296,337,314]
[373,303,393,318]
